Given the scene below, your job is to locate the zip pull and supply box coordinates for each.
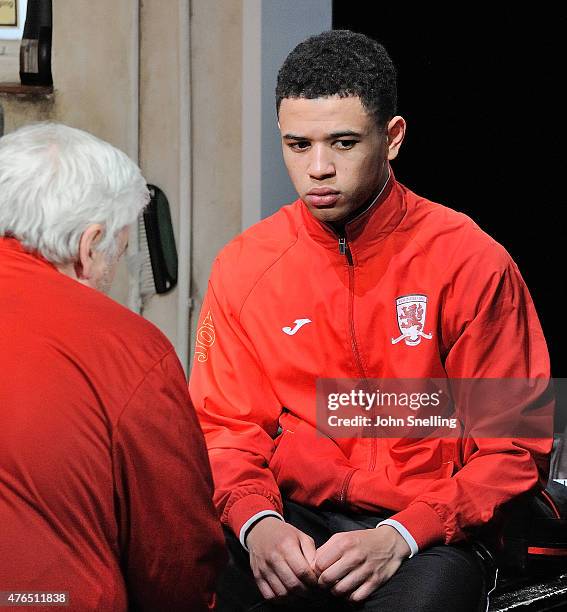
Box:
[338,237,347,255]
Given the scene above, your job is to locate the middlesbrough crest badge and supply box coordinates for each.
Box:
[391,294,433,346]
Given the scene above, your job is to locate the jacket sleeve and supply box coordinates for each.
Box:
[113,349,227,612]
[389,248,554,549]
[189,258,284,540]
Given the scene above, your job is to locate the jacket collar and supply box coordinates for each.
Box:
[0,237,57,271]
[299,166,407,260]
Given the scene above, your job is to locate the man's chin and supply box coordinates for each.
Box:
[306,205,348,224]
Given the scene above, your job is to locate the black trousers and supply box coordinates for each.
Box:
[216,500,498,612]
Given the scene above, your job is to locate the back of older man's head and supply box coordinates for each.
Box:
[0,122,148,264]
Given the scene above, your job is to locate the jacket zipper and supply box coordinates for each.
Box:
[338,235,364,373]
[337,233,378,474]
[322,176,393,486]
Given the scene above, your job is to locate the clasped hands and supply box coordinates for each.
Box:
[246,516,410,604]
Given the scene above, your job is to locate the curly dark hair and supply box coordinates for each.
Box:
[276,30,397,128]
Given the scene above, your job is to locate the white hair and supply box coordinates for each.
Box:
[0,122,149,264]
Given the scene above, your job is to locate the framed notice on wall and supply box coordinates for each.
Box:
[0,0,17,27]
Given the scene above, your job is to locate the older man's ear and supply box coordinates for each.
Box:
[74,224,105,282]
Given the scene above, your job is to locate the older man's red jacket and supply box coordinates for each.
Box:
[190,173,552,551]
[0,238,226,611]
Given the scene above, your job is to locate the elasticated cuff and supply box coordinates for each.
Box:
[388,501,446,550]
[226,493,282,539]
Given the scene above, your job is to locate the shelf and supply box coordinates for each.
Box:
[0,82,53,97]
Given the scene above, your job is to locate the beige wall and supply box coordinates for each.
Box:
[52,3,138,156]
[190,0,243,356]
[139,1,183,347]
[52,1,139,308]
[139,0,245,365]
[0,40,22,83]
[0,91,54,130]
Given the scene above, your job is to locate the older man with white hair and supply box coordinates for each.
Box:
[0,123,226,611]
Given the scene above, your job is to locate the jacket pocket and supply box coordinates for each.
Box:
[269,419,354,507]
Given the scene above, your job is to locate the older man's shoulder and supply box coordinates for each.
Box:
[69,278,174,364]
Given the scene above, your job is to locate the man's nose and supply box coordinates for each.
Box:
[308,145,335,179]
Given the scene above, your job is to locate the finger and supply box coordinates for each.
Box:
[348,578,381,604]
[330,566,369,598]
[318,557,359,589]
[256,577,277,600]
[263,570,289,599]
[298,533,317,569]
[283,539,317,587]
[314,535,344,573]
[268,557,309,593]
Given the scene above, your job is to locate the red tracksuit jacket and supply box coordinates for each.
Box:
[0,238,226,611]
[189,174,552,550]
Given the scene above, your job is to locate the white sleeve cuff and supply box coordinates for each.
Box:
[376,518,419,558]
[239,510,285,551]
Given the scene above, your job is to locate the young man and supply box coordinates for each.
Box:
[0,123,226,611]
[190,31,552,610]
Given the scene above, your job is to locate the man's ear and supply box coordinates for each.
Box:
[74,224,104,280]
[385,116,406,161]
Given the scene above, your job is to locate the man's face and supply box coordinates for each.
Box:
[279,96,391,224]
[89,228,129,294]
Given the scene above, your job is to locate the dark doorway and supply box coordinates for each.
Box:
[333,5,566,378]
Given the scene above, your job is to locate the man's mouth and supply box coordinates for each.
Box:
[305,188,341,207]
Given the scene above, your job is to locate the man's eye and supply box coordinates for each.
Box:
[289,141,310,151]
[335,140,357,150]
